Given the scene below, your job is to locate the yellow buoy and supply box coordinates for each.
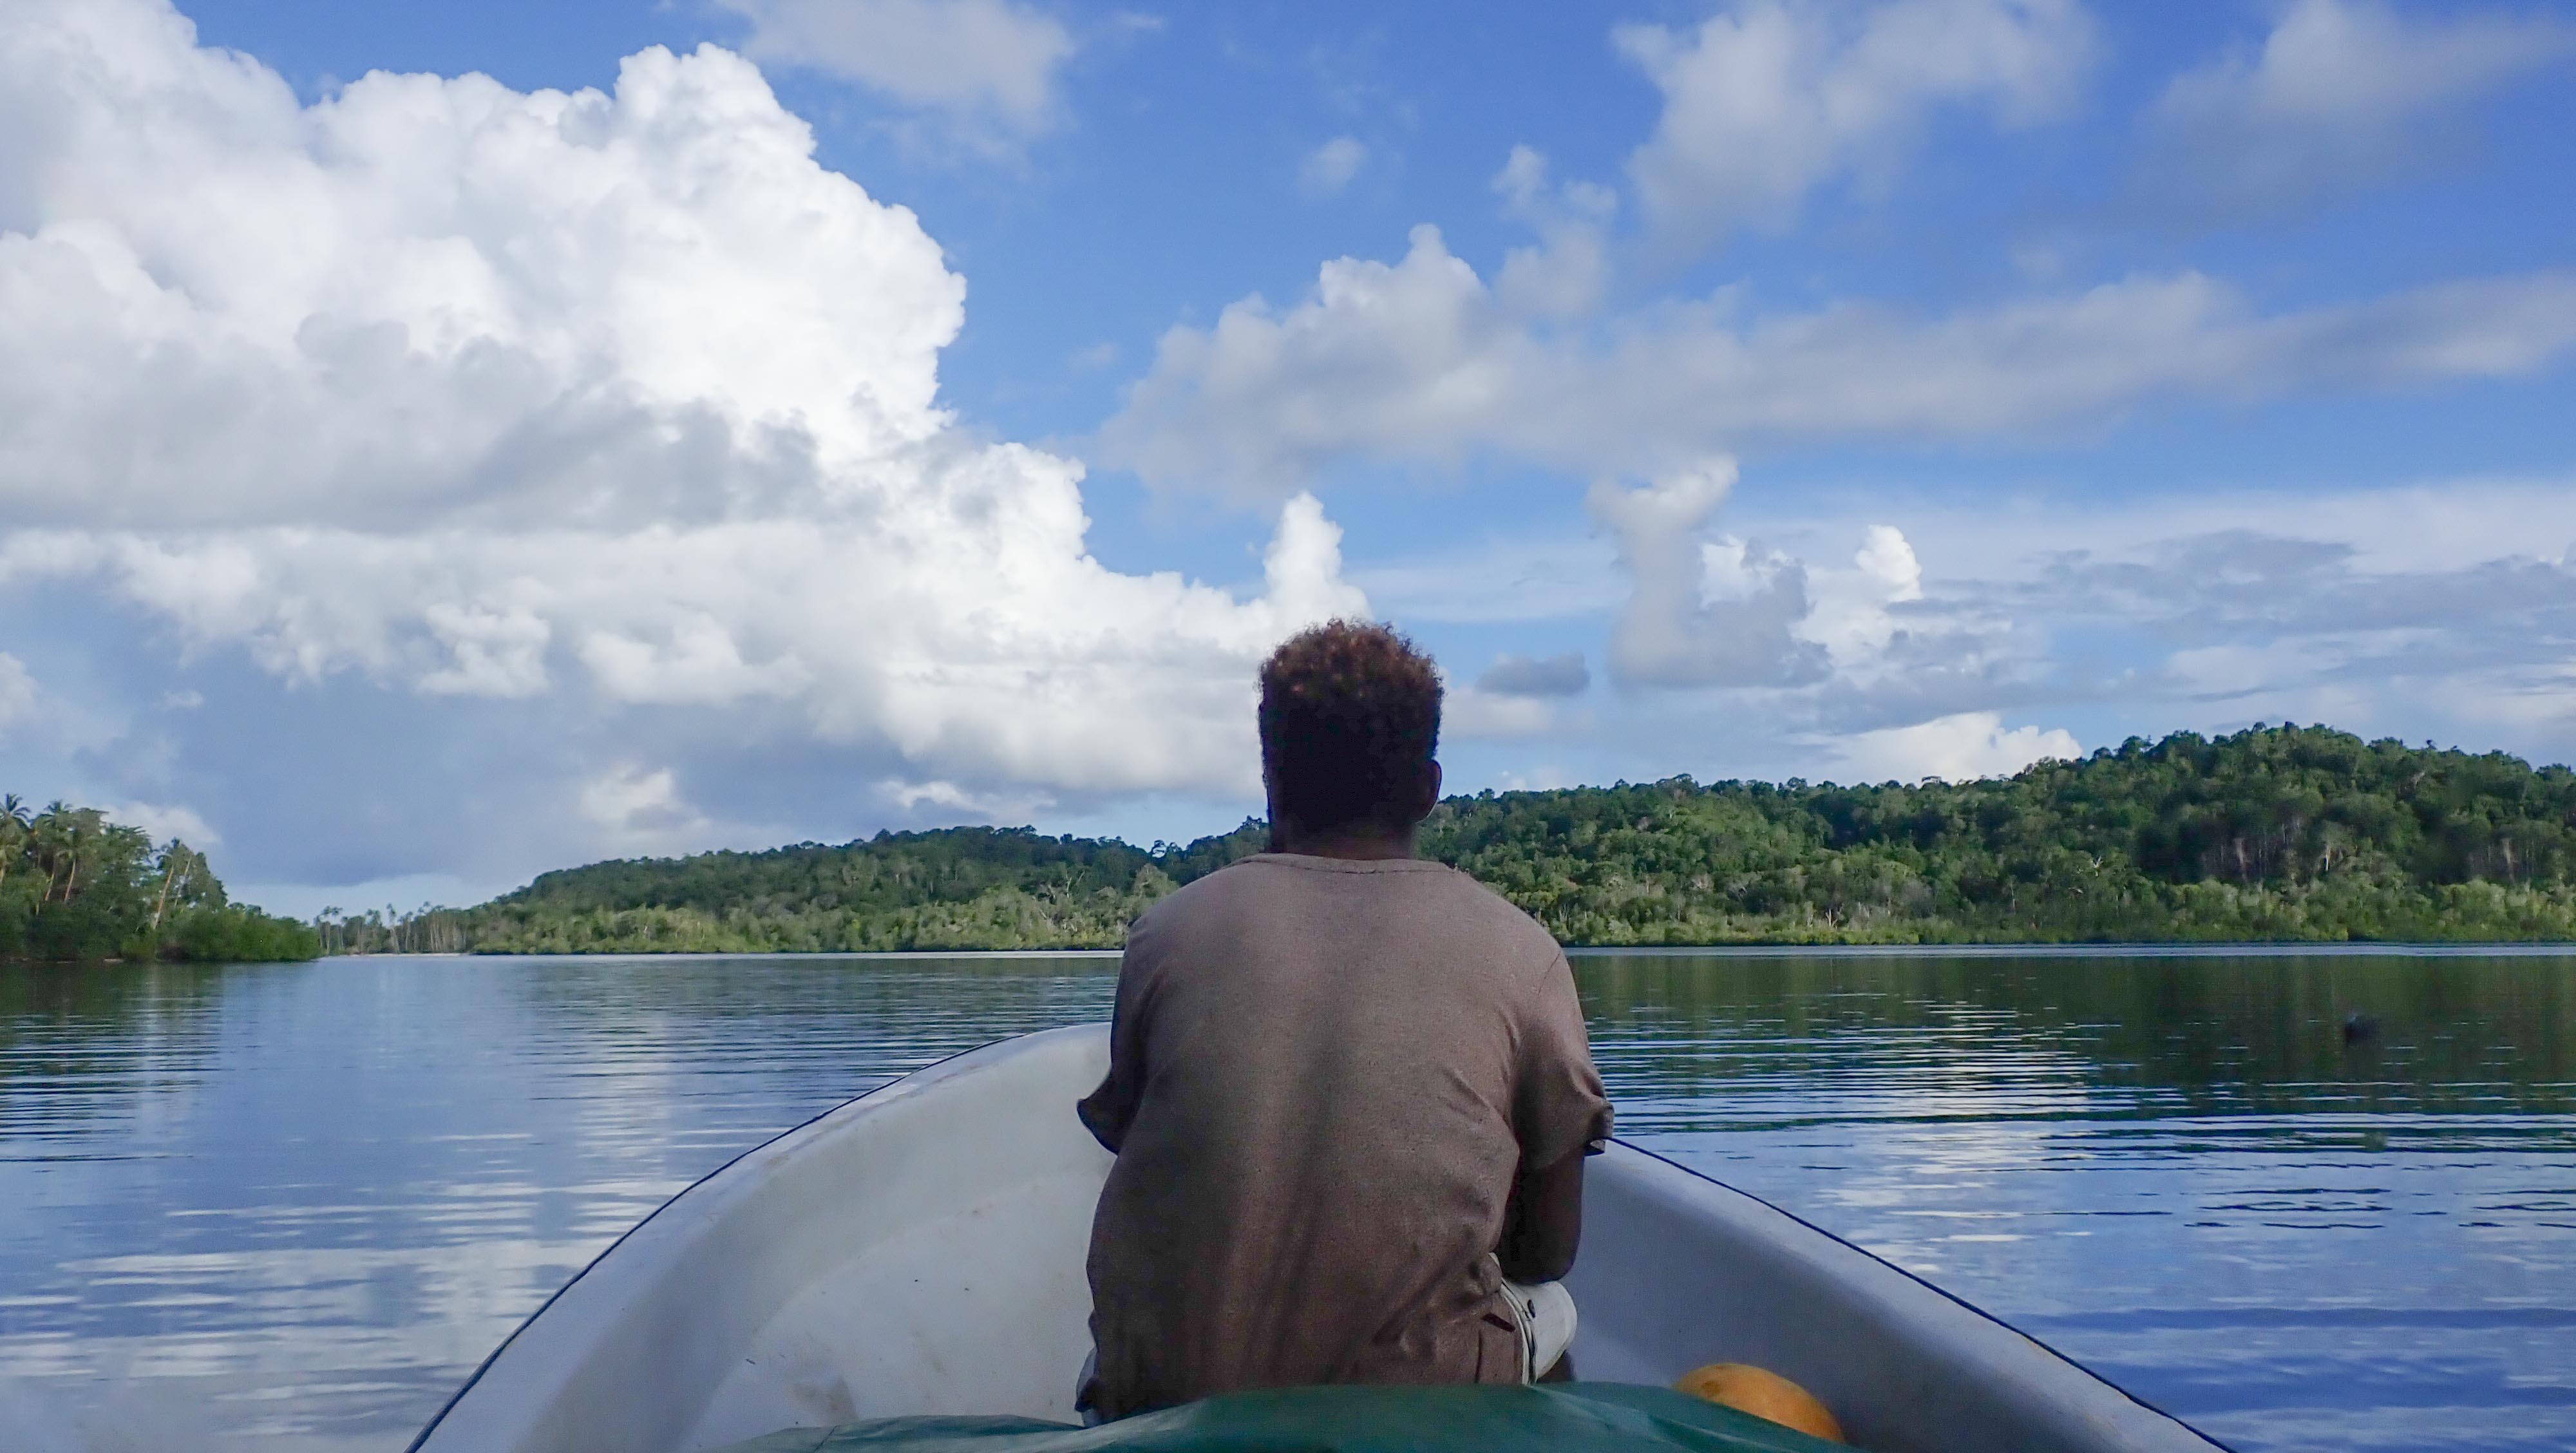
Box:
[1672,1363,1846,1444]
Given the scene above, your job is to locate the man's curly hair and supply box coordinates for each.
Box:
[1258,620,1444,837]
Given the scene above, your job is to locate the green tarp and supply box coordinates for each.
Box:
[715,1383,1843,1453]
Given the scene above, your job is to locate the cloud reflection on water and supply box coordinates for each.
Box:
[1,951,2571,1453]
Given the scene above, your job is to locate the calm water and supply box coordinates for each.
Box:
[2,951,2571,1453]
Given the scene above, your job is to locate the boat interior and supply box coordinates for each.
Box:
[412,1026,2219,1453]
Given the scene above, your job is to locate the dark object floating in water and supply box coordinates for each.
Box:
[2342,1012,2382,1045]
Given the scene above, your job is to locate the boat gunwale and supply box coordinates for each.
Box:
[402,1025,1095,1451]
[1598,1137,2233,1451]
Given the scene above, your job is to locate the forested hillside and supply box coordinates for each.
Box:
[426,725,2576,952]
[0,797,318,962]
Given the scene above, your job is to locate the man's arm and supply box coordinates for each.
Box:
[1077,937,1153,1153]
[1498,1146,1584,1284]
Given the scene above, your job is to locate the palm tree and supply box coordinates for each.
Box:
[33,803,71,907]
[151,839,204,934]
[52,808,104,905]
[0,795,26,897]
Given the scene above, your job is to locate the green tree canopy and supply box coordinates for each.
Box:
[0,799,316,963]
[419,725,2576,954]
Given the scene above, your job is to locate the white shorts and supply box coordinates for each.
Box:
[1074,1278,1578,1425]
[1501,1278,1577,1382]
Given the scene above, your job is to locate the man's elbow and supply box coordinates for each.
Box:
[1499,1199,1580,1281]
[1075,1090,1127,1154]
[1500,1150,1585,1283]
[1500,1239,1577,1284]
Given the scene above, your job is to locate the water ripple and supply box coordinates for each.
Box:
[1,949,2571,1453]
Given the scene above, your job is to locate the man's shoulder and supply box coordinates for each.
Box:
[1126,855,1265,938]
[1142,853,1264,902]
[1133,855,1560,960]
[1417,864,1564,963]
[1137,855,1536,915]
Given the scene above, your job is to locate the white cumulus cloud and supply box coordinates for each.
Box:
[715,0,1078,147]
[1585,467,1976,701]
[1831,711,2078,784]
[1445,687,1565,741]
[2143,0,2576,219]
[1490,146,1615,321]
[1350,471,2576,784]
[1100,225,2576,498]
[578,764,706,853]
[0,0,1367,867]
[1589,461,1828,690]
[1799,524,1924,666]
[0,653,36,736]
[1298,135,1368,197]
[111,800,220,847]
[1616,0,2095,252]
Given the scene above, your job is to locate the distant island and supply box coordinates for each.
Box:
[339,725,2576,954]
[0,796,317,963]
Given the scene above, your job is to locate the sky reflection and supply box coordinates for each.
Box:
[1,950,2571,1453]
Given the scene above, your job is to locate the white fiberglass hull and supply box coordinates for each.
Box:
[412,1025,2221,1453]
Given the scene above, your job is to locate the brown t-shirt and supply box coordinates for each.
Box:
[1076,853,1613,1418]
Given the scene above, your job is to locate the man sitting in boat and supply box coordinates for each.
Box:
[1076,620,1613,1420]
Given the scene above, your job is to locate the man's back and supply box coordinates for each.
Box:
[1077,853,1610,1418]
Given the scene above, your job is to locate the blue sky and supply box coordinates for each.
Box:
[1,0,2571,913]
